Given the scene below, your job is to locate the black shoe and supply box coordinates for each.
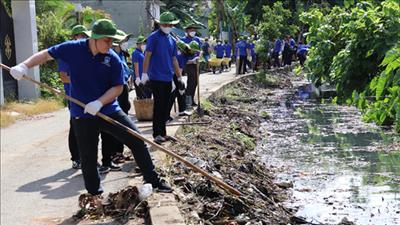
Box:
[109,162,122,171]
[72,160,81,169]
[99,165,110,174]
[154,135,167,144]
[166,117,174,123]
[152,179,172,193]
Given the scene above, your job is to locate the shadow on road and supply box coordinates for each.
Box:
[16,169,85,199]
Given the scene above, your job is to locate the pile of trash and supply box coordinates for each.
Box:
[74,185,151,221]
[168,76,295,224]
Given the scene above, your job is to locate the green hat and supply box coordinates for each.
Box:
[71,25,89,36]
[177,40,190,52]
[90,19,123,41]
[185,23,201,30]
[189,41,200,52]
[115,29,133,43]
[136,35,146,44]
[155,12,179,25]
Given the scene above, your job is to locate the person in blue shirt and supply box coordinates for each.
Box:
[97,29,134,173]
[57,25,90,170]
[246,39,256,71]
[272,38,282,68]
[202,38,211,70]
[297,41,310,66]
[224,40,232,68]
[142,12,184,144]
[132,35,152,99]
[214,40,225,59]
[181,23,203,107]
[236,36,248,74]
[9,19,172,196]
[282,36,293,66]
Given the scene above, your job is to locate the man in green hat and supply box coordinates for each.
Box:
[58,24,90,170]
[142,11,185,143]
[181,23,203,107]
[132,35,152,99]
[98,29,134,173]
[10,19,172,196]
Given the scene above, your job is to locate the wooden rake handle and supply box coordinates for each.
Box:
[0,63,241,196]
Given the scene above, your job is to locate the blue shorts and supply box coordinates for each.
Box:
[203,54,210,62]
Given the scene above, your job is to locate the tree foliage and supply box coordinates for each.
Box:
[301,0,400,131]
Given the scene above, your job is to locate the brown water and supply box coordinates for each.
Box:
[256,81,400,225]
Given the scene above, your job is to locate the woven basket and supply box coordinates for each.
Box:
[133,98,154,121]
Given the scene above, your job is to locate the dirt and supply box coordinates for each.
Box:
[166,71,300,225]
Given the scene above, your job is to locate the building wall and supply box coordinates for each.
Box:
[70,0,159,38]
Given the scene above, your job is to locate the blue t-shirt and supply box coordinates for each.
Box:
[214,44,225,58]
[297,44,309,55]
[132,48,144,79]
[48,39,124,118]
[57,59,71,96]
[289,38,296,48]
[176,51,188,69]
[146,29,177,82]
[202,42,210,56]
[273,39,282,53]
[236,41,247,56]
[224,43,232,57]
[115,51,131,83]
[247,43,255,57]
[181,35,202,61]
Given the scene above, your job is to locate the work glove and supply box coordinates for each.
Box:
[84,100,103,115]
[10,63,28,80]
[247,56,252,62]
[171,81,176,93]
[135,77,141,86]
[141,72,149,85]
[177,77,186,95]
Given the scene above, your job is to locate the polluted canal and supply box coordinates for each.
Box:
[256,78,400,224]
[168,69,399,225]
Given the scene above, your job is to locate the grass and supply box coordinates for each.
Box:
[0,99,63,128]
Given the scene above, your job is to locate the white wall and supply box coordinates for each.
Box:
[11,0,40,101]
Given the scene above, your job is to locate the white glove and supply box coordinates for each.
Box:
[247,56,252,62]
[10,63,28,80]
[141,73,149,84]
[171,81,176,93]
[84,100,103,115]
[135,77,141,86]
[191,56,200,62]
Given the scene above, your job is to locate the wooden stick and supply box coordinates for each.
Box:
[138,121,210,129]
[0,63,241,196]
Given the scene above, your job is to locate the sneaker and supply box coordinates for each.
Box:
[166,116,174,123]
[112,154,125,164]
[164,135,177,142]
[154,135,167,144]
[152,179,173,193]
[99,165,110,174]
[109,163,122,171]
[178,110,192,116]
[72,160,81,169]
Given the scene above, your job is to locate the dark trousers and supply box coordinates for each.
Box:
[101,84,131,165]
[72,110,158,195]
[238,55,247,74]
[68,119,80,162]
[184,64,197,104]
[272,52,280,67]
[150,80,172,138]
[168,74,187,116]
[134,82,152,99]
[297,53,307,66]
